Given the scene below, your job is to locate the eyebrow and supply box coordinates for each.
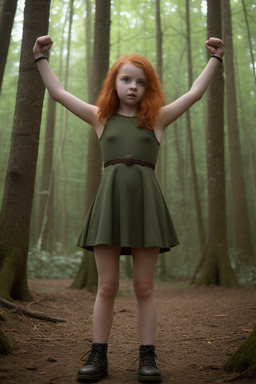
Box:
[119,73,146,80]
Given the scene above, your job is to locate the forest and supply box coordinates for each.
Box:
[0,0,256,382]
[0,0,255,287]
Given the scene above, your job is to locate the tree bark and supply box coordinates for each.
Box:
[71,0,111,291]
[0,0,51,301]
[222,0,253,263]
[185,0,205,252]
[241,0,256,87]
[58,0,75,253]
[0,0,17,94]
[36,93,56,252]
[195,0,238,287]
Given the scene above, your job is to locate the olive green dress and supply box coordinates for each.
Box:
[77,114,179,255]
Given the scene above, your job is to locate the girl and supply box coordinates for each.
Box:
[33,36,224,383]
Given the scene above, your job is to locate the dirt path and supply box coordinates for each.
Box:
[1,279,256,384]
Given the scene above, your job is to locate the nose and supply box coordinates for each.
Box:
[129,81,137,90]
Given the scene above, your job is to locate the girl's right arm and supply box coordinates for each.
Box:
[33,35,100,130]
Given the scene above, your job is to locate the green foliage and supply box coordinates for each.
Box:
[230,247,256,286]
[27,247,83,279]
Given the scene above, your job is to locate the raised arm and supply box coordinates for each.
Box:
[157,37,225,131]
[33,36,100,129]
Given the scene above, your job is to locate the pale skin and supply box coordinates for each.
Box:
[33,36,224,345]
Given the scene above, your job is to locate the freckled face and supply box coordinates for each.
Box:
[115,63,146,112]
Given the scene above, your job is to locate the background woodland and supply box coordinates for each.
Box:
[0,0,255,290]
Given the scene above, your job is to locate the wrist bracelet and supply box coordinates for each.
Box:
[210,54,223,63]
[34,56,48,64]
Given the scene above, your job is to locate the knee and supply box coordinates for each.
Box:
[134,281,153,302]
[98,280,119,301]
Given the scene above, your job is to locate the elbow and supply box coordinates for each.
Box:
[191,89,204,103]
[195,93,203,102]
[49,88,65,103]
[51,93,59,102]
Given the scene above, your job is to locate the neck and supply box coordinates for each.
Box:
[117,105,138,117]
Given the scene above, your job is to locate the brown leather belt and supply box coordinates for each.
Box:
[104,155,155,170]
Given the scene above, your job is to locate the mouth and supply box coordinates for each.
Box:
[128,93,136,98]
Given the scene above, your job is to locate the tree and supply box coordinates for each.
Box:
[185,0,205,253]
[36,92,56,252]
[0,0,51,300]
[224,324,256,379]
[58,0,75,252]
[241,0,256,87]
[155,0,167,280]
[195,0,238,287]
[71,0,111,291]
[0,0,17,94]
[222,0,253,263]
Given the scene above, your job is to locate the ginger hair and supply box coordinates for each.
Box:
[96,54,166,130]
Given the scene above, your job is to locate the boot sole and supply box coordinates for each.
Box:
[77,370,108,382]
[138,375,162,383]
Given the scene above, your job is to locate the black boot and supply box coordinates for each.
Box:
[138,345,162,383]
[77,343,108,382]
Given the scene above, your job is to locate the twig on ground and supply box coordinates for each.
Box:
[0,298,67,323]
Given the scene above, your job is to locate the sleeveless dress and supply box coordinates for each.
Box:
[77,114,179,255]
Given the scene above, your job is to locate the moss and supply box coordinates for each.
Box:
[0,328,11,355]
[224,325,256,378]
[0,243,33,301]
[70,253,88,289]
[70,251,98,292]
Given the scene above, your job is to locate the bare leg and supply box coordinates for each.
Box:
[132,247,159,345]
[93,244,120,343]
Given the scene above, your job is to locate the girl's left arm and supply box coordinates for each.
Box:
[157,37,225,130]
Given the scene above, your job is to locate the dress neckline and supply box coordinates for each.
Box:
[116,113,136,118]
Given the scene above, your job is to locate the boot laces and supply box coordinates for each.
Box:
[81,346,106,366]
[133,347,158,367]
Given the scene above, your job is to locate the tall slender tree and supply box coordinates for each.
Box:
[36,92,56,252]
[58,0,75,252]
[0,0,17,94]
[241,0,256,87]
[155,0,167,280]
[0,0,51,300]
[185,0,205,252]
[195,0,238,286]
[71,0,111,291]
[222,0,253,263]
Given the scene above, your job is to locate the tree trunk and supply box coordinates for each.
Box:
[85,0,93,103]
[36,93,56,252]
[195,0,238,287]
[154,0,166,195]
[222,0,253,263]
[0,0,17,94]
[185,0,205,252]
[58,0,75,253]
[224,324,256,379]
[155,0,162,84]
[241,0,256,87]
[71,0,111,291]
[0,0,51,301]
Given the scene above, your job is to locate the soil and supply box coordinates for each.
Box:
[1,279,256,384]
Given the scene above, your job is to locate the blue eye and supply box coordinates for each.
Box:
[122,77,130,83]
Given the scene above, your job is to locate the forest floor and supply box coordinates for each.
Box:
[1,279,256,384]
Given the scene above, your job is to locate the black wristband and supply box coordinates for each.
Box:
[34,56,48,64]
[210,54,223,63]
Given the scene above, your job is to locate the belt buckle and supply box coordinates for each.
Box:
[124,155,134,165]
